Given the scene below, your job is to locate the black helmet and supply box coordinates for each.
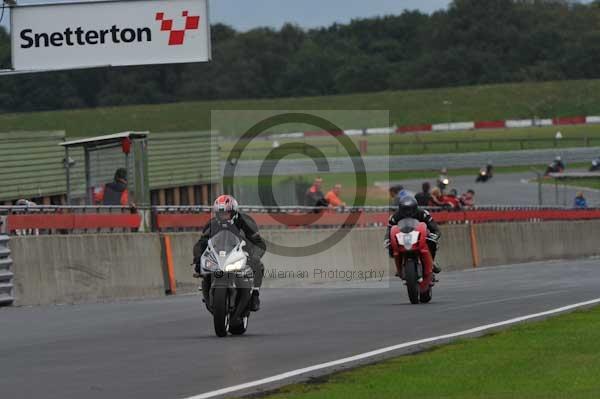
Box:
[397,196,419,219]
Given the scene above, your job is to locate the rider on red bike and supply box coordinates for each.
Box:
[384,196,442,274]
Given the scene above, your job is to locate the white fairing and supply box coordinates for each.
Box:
[201,232,249,274]
[396,231,420,250]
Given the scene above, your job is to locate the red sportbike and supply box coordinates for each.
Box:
[390,218,435,304]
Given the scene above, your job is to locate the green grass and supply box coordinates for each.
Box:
[542,178,600,191]
[264,306,600,399]
[2,80,600,137]
[221,125,600,160]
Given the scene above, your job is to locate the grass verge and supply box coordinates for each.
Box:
[221,125,600,160]
[2,79,600,137]
[262,306,600,399]
[541,178,600,191]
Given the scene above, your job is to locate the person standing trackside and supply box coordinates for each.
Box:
[460,189,476,208]
[574,192,588,209]
[415,182,432,207]
[305,177,328,207]
[94,168,130,206]
[325,184,346,208]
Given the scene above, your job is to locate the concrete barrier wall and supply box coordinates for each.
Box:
[9,220,600,305]
[475,220,600,266]
[11,234,165,306]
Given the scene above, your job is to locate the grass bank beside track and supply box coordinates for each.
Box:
[221,125,600,160]
[541,178,600,191]
[3,80,600,137]
[263,306,600,399]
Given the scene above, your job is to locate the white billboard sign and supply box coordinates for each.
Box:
[10,0,211,71]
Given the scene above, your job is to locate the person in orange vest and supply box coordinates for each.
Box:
[325,184,346,208]
[94,168,130,206]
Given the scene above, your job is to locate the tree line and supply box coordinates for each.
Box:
[1,0,600,113]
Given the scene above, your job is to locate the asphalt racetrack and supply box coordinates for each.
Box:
[1,259,599,399]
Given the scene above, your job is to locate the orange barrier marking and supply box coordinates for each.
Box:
[469,223,480,268]
[163,235,177,295]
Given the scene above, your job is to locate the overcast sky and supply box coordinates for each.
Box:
[1,0,451,31]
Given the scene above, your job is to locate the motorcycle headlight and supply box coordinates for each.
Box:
[202,259,219,272]
[396,231,420,251]
[442,178,449,185]
[403,234,413,250]
[225,259,245,272]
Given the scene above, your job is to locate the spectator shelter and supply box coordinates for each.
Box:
[61,132,150,206]
[0,131,68,205]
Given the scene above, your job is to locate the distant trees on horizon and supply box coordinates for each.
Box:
[1,0,600,112]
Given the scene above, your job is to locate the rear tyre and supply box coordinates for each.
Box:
[404,259,420,304]
[420,288,432,303]
[213,288,229,337]
[229,315,249,335]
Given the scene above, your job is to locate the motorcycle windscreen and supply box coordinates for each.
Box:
[209,230,241,255]
[397,218,419,233]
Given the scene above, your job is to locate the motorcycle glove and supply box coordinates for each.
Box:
[427,232,440,243]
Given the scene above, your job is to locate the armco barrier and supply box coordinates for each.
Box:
[262,114,600,137]
[5,207,600,233]
[153,208,600,231]
[0,235,14,306]
[396,124,432,133]
[474,120,506,129]
[553,116,586,126]
[6,212,142,232]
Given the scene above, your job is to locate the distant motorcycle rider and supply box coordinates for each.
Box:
[437,168,450,193]
[384,196,442,274]
[193,195,266,311]
[485,161,494,177]
[546,156,565,175]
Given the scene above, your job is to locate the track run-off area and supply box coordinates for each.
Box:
[1,258,599,399]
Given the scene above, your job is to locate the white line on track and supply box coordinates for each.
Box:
[181,297,600,399]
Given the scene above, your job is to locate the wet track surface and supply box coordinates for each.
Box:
[1,259,599,399]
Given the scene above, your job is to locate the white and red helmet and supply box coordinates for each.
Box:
[213,195,239,223]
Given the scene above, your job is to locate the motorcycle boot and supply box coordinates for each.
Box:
[250,289,260,312]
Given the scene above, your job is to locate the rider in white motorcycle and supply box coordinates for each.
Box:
[193,195,266,311]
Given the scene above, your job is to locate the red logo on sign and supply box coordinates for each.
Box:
[155,11,200,45]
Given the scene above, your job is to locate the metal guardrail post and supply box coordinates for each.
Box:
[530,168,543,206]
[0,235,14,306]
